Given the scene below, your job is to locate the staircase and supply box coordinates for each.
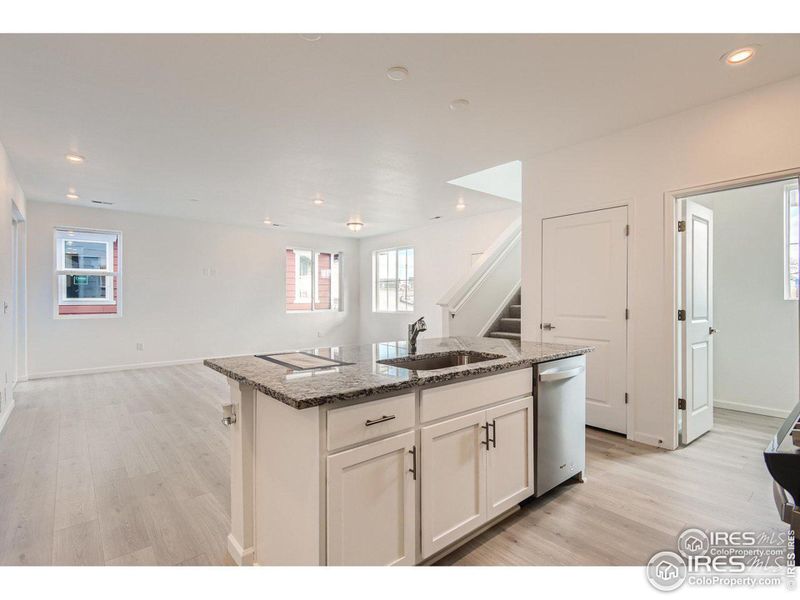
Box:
[485,291,521,340]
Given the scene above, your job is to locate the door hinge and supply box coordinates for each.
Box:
[624,392,629,404]
[677,309,686,321]
[625,308,630,320]
[624,224,630,236]
[678,398,687,410]
[677,220,686,232]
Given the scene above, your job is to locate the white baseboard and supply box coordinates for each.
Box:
[26,356,213,380]
[0,397,15,437]
[227,533,254,566]
[714,399,791,419]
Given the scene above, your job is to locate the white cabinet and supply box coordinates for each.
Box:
[420,396,534,559]
[486,396,534,519]
[327,431,416,566]
[420,410,487,558]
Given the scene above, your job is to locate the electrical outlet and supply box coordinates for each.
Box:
[136,343,144,351]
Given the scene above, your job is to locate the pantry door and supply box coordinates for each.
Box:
[541,206,629,433]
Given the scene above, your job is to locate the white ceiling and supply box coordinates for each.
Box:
[1,34,799,237]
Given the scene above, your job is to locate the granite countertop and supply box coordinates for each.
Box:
[204,336,593,409]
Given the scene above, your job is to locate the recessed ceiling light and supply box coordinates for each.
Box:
[722,46,758,65]
[386,66,409,81]
[187,198,199,203]
[263,218,272,225]
[430,216,441,220]
[66,191,80,200]
[313,194,324,206]
[346,220,364,232]
[456,198,466,210]
[449,99,470,111]
[65,152,85,164]
[299,34,322,42]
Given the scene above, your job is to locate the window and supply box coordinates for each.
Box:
[785,182,799,300]
[373,247,414,312]
[55,228,121,316]
[286,248,341,311]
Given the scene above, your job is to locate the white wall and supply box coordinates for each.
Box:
[523,75,800,449]
[358,208,520,344]
[0,140,26,433]
[26,201,360,378]
[693,181,798,418]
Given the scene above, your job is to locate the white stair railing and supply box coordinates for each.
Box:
[437,218,522,337]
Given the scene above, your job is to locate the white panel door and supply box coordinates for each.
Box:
[420,410,487,559]
[542,207,629,433]
[680,200,714,444]
[327,431,416,565]
[486,396,534,519]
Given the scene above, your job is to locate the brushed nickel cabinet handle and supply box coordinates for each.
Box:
[408,446,417,480]
[481,423,490,449]
[365,414,396,426]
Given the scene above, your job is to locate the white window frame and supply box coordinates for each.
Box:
[372,246,414,313]
[783,181,799,301]
[54,227,122,319]
[286,247,342,313]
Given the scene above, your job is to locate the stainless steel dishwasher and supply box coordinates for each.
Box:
[534,354,586,496]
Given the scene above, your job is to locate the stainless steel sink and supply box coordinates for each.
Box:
[376,351,505,372]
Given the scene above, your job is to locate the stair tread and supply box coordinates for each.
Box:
[510,304,521,308]
[500,317,521,322]
[487,331,521,339]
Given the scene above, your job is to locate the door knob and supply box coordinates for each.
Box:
[709,327,718,335]
[541,322,556,330]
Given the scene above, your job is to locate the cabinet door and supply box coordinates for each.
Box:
[421,410,487,559]
[327,431,416,565]
[486,396,534,519]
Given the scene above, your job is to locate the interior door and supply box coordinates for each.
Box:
[680,200,714,444]
[327,431,416,565]
[541,207,629,433]
[420,410,487,559]
[486,396,534,519]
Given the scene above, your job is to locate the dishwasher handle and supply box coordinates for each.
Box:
[538,365,584,383]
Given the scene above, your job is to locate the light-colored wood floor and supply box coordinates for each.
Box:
[0,364,786,566]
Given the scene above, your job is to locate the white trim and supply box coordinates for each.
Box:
[0,397,15,438]
[714,399,791,420]
[666,167,800,451]
[783,181,799,301]
[227,533,254,566]
[26,356,213,379]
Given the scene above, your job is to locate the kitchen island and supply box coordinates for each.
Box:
[205,336,592,566]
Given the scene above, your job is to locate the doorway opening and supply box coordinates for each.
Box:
[676,175,800,445]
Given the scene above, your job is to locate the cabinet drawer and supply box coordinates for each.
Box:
[327,393,415,451]
[420,368,532,423]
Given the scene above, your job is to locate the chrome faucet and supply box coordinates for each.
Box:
[408,316,427,354]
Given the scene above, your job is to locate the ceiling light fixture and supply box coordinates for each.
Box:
[386,66,409,81]
[65,152,85,164]
[313,194,324,206]
[346,220,364,232]
[456,198,466,210]
[722,46,757,65]
[430,216,441,220]
[449,99,470,111]
[299,34,322,42]
[263,218,272,225]
[65,191,80,200]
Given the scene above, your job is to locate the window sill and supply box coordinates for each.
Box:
[54,312,122,320]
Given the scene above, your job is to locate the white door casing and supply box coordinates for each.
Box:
[541,207,629,433]
[327,431,416,566]
[420,410,487,558]
[486,396,534,519]
[680,200,714,444]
